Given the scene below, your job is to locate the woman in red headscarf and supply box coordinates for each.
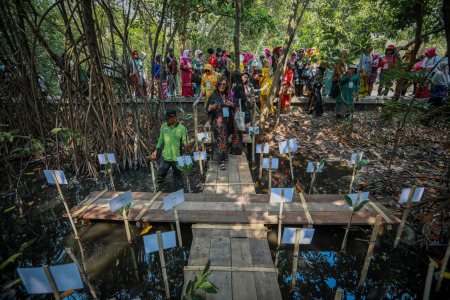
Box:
[280,63,294,114]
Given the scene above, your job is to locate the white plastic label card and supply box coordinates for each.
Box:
[206,82,211,89]
[270,188,294,203]
[143,230,177,253]
[98,153,116,164]
[345,192,370,207]
[43,170,68,185]
[349,82,354,88]
[278,141,288,155]
[50,263,83,292]
[256,144,270,154]
[177,156,192,167]
[306,162,324,173]
[249,126,260,135]
[109,190,133,212]
[193,152,207,161]
[383,63,388,70]
[223,107,229,117]
[350,152,363,165]
[163,189,185,211]
[399,187,425,203]
[17,267,52,294]
[282,228,315,245]
[197,133,209,142]
[289,138,298,152]
[262,158,279,169]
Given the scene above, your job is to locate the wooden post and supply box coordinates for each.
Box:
[174,207,183,248]
[50,171,79,238]
[290,228,301,290]
[252,104,256,163]
[357,214,382,291]
[129,244,140,282]
[268,156,273,194]
[349,151,360,193]
[287,142,294,181]
[65,248,97,299]
[423,263,435,300]
[435,237,450,291]
[182,156,192,193]
[43,265,61,300]
[258,152,264,179]
[150,161,157,192]
[334,289,343,300]
[157,231,171,299]
[341,191,362,252]
[104,154,115,191]
[193,104,203,176]
[123,210,132,244]
[277,189,285,247]
[394,186,416,248]
[309,166,317,194]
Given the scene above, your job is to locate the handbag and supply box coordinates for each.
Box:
[234,99,246,131]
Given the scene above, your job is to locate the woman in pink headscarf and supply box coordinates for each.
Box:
[180,49,194,97]
[264,49,273,64]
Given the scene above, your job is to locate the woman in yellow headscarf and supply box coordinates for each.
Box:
[256,68,274,114]
[201,64,218,107]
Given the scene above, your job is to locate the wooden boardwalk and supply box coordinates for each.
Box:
[183,224,281,300]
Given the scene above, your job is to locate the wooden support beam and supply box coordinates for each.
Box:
[184,266,278,272]
[134,191,162,222]
[72,189,108,218]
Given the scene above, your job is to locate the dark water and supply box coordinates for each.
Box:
[0,154,448,299]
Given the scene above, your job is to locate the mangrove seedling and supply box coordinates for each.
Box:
[177,159,193,193]
[341,194,370,252]
[349,153,368,193]
[183,259,219,300]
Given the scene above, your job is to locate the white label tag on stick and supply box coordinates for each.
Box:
[350,152,363,165]
[289,138,298,152]
[349,82,354,89]
[143,231,177,253]
[345,192,370,207]
[197,133,209,142]
[270,188,294,203]
[306,162,324,173]
[278,141,288,155]
[399,187,425,203]
[263,158,278,169]
[257,144,270,154]
[193,152,207,161]
[50,263,83,292]
[282,228,315,245]
[223,107,229,117]
[98,153,116,164]
[249,126,260,135]
[163,189,185,211]
[43,170,68,185]
[109,190,133,213]
[17,267,52,294]
[177,156,192,166]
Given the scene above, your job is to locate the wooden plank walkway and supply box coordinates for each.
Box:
[203,153,256,195]
[68,192,400,226]
[183,224,281,300]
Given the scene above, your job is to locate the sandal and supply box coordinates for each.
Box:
[219,162,226,170]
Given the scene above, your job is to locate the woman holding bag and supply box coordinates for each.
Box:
[230,71,247,155]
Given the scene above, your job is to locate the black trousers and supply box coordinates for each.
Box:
[156,158,182,183]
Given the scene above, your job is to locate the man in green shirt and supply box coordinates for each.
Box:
[152,108,190,184]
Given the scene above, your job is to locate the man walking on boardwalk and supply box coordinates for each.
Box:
[152,108,190,186]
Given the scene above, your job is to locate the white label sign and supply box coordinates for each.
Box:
[43,170,68,185]
[345,192,370,207]
[17,263,83,294]
[289,138,298,152]
[143,231,177,253]
[249,126,260,135]
[399,187,425,203]
[197,133,209,142]
[177,156,192,167]
[282,228,315,245]
[306,162,324,173]
[256,144,270,154]
[193,152,207,161]
[109,190,133,213]
[163,189,185,211]
[350,152,363,165]
[278,141,288,155]
[270,188,294,203]
[262,158,279,169]
[98,153,116,164]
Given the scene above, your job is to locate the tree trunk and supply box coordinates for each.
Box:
[234,0,241,71]
[443,0,450,80]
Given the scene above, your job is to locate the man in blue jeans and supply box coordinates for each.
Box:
[152,108,190,185]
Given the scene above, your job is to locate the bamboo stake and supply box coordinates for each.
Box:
[157,231,171,299]
[435,237,450,291]
[357,214,382,291]
[104,154,115,191]
[349,151,360,193]
[308,167,317,194]
[65,248,97,299]
[174,207,183,248]
[259,151,264,179]
[150,161,157,192]
[290,228,301,290]
[129,244,140,282]
[193,104,203,176]
[341,191,362,252]
[268,156,273,194]
[252,104,256,163]
[423,263,435,300]
[334,289,343,300]
[277,189,285,247]
[394,185,416,248]
[42,265,61,300]
[50,171,79,238]
[287,141,294,181]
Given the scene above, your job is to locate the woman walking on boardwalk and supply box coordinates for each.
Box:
[180,49,194,97]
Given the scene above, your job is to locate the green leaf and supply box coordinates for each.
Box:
[200,282,218,293]
[50,128,62,134]
[192,294,204,300]
[344,195,353,207]
[0,252,23,270]
[354,200,370,212]
[203,259,211,275]
[100,170,108,174]
[186,281,193,295]
[359,160,368,166]
[19,238,37,251]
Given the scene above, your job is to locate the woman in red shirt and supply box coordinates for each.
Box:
[281,63,294,114]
